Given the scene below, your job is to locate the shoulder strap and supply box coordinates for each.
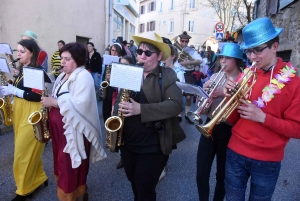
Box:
[158,66,163,101]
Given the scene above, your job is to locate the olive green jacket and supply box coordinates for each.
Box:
[114,65,186,155]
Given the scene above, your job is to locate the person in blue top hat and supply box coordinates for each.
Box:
[224,17,300,200]
[196,42,245,201]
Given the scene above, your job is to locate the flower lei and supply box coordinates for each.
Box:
[243,62,296,108]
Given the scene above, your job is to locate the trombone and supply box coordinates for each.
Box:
[186,66,225,124]
[195,62,257,138]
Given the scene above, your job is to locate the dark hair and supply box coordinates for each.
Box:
[121,40,128,46]
[216,57,245,73]
[121,55,134,64]
[130,40,134,43]
[87,42,97,52]
[60,42,86,67]
[58,40,65,45]
[168,44,178,64]
[18,39,40,67]
[265,36,279,47]
[110,44,122,56]
[138,42,161,55]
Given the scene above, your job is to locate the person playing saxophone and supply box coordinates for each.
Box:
[0,39,48,201]
[114,32,185,200]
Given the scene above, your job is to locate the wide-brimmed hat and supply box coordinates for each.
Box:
[216,43,244,60]
[132,32,171,61]
[179,31,192,39]
[21,30,38,41]
[240,17,283,49]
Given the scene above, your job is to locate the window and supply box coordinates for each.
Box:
[162,20,167,25]
[170,0,174,10]
[130,24,135,34]
[139,23,145,33]
[267,0,279,15]
[148,1,156,12]
[169,20,174,33]
[159,2,163,12]
[189,0,195,9]
[188,20,194,32]
[140,5,145,14]
[113,12,123,31]
[147,21,156,31]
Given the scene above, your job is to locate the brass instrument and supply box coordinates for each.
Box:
[195,62,257,138]
[171,36,195,69]
[28,87,50,143]
[100,65,111,99]
[0,54,17,126]
[105,88,130,152]
[186,66,226,124]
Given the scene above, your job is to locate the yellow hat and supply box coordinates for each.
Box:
[132,32,171,61]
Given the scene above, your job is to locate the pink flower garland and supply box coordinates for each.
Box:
[251,62,296,108]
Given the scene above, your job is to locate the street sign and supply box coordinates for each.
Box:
[215,22,225,32]
[216,32,224,40]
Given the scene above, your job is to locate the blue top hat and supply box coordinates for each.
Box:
[216,43,244,60]
[240,17,283,49]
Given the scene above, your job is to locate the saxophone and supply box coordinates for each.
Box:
[28,87,50,143]
[105,88,130,152]
[0,54,17,126]
[100,65,111,99]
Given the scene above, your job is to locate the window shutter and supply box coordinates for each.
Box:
[268,0,279,15]
[154,1,156,11]
[154,21,156,31]
[147,22,150,31]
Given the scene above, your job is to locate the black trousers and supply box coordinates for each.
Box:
[121,147,169,201]
[196,119,232,201]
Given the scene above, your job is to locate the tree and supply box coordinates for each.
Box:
[199,0,254,32]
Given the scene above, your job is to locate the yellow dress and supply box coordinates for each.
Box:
[13,97,48,195]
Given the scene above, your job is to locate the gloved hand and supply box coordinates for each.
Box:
[1,84,24,98]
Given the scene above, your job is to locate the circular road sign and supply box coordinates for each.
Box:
[215,22,224,32]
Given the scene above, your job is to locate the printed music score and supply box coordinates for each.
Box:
[23,67,45,90]
[110,62,143,92]
[0,43,13,55]
[0,58,10,73]
[103,55,120,65]
[176,81,209,99]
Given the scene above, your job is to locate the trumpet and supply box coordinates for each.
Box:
[186,66,226,124]
[195,62,257,138]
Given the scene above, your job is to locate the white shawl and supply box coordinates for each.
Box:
[54,67,107,168]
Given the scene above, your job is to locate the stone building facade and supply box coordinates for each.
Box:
[255,0,300,68]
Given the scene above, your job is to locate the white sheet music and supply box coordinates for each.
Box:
[103,55,120,65]
[110,63,143,92]
[0,43,13,55]
[176,81,209,98]
[23,67,45,90]
[0,58,10,73]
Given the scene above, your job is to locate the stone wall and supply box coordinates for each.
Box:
[256,0,300,69]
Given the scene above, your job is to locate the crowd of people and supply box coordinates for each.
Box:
[1,17,300,201]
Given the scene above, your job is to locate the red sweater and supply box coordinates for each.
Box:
[227,58,300,162]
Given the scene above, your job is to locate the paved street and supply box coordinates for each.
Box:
[1,101,300,201]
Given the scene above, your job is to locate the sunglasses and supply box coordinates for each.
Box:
[244,45,270,57]
[219,56,232,60]
[136,49,156,57]
[180,39,189,43]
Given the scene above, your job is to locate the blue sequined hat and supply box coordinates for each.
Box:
[240,17,283,49]
[216,43,244,60]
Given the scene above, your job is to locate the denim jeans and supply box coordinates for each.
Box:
[225,148,281,201]
[91,72,101,91]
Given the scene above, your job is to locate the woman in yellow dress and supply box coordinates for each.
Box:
[1,39,48,201]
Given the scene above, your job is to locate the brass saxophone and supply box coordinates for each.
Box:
[100,65,111,99]
[0,54,17,126]
[28,87,50,143]
[105,88,130,152]
[171,36,195,69]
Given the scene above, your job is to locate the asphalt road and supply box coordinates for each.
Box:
[1,101,300,201]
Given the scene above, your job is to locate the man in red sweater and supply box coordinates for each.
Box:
[224,17,300,200]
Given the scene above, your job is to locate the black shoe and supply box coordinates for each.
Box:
[11,194,27,201]
[185,115,194,124]
[44,179,48,187]
[177,116,182,123]
[116,159,123,169]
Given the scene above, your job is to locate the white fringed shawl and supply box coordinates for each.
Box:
[54,67,107,168]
